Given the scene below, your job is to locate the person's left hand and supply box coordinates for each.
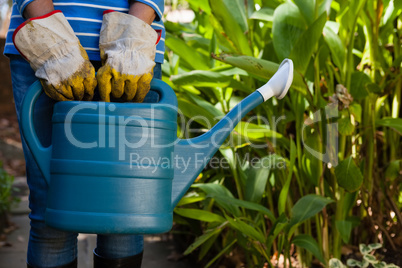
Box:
[97,11,158,102]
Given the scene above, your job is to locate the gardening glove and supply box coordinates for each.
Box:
[97,11,158,102]
[13,10,97,101]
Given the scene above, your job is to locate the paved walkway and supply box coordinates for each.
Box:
[0,178,194,268]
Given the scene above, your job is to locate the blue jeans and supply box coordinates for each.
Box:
[10,55,162,267]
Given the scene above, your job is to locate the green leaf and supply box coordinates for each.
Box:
[272,2,307,61]
[349,103,362,123]
[350,72,371,100]
[335,220,353,243]
[177,195,206,206]
[209,0,252,56]
[292,234,326,264]
[294,0,315,25]
[165,33,210,70]
[363,254,378,264]
[177,97,217,128]
[329,258,346,268]
[359,244,372,255]
[226,216,265,243]
[183,228,222,255]
[376,118,402,135]
[338,116,355,136]
[171,70,233,88]
[174,208,226,223]
[335,156,364,192]
[234,121,285,142]
[192,183,241,217]
[278,139,296,214]
[347,258,363,267]
[323,23,346,71]
[289,12,327,74]
[289,194,334,227]
[211,195,275,221]
[212,54,307,96]
[385,160,402,180]
[244,160,270,203]
[250,7,275,22]
[368,243,382,250]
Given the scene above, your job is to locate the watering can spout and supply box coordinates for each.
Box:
[171,59,294,207]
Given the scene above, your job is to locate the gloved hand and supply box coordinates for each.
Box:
[97,11,158,102]
[13,10,97,101]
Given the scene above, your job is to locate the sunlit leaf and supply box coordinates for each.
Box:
[289,12,327,74]
[323,23,346,71]
[209,0,252,56]
[272,2,307,61]
[212,54,307,96]
[165,34,210,70]
[174,208,225,223]
[250,7,274,22]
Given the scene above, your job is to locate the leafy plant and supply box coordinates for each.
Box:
[329,244,400,268]
[0,161,18,214]
[163,0,401,266]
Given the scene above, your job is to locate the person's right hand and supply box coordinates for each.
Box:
[13,10,97,101]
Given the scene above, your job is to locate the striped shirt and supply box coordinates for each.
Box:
[4,0,165,63]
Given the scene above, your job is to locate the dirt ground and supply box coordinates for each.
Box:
[0,114,25,177]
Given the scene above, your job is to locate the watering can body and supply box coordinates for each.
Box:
[20,59,293,234]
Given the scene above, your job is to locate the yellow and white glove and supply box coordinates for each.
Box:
[97,11,158,102]
[13,11,97,101]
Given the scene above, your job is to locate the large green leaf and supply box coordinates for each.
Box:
[193,183,241,217]
[211,195,275,221]
[335,156,363,192]
[177,97,217,128]
[335,220,353,243]
[294,0,315,25]
[171,70,232,88]
[209,0,252,56]
[289,12,327,74]
[165,34,210,70]
[244,157,271,203]
[350,72,371,100]
[292,234,326,264]
[323,23,346,71]
[289,194,334,227]
[212,54,307,96]
[174,208,226,223]
[272,2,307,61]
[234,121,285,141]
[278,139,296,214]
[183,228,222,255]
[250,7,274,22]
[376,118,402,135]
[226,216,266,243]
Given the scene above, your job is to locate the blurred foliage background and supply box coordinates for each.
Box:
[161,0,402,267]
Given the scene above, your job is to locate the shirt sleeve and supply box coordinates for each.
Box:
[14,0,35,17]
[133,0,164,21]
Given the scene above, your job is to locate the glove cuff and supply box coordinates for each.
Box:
[99,11,158,47]
[12,10,89,85]
[13,10,81,64]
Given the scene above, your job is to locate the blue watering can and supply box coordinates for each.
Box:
[20,59,293,234]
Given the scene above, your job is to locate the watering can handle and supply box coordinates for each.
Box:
[20,80,52,184]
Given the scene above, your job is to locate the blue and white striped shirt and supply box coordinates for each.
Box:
[4,0,165,63]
